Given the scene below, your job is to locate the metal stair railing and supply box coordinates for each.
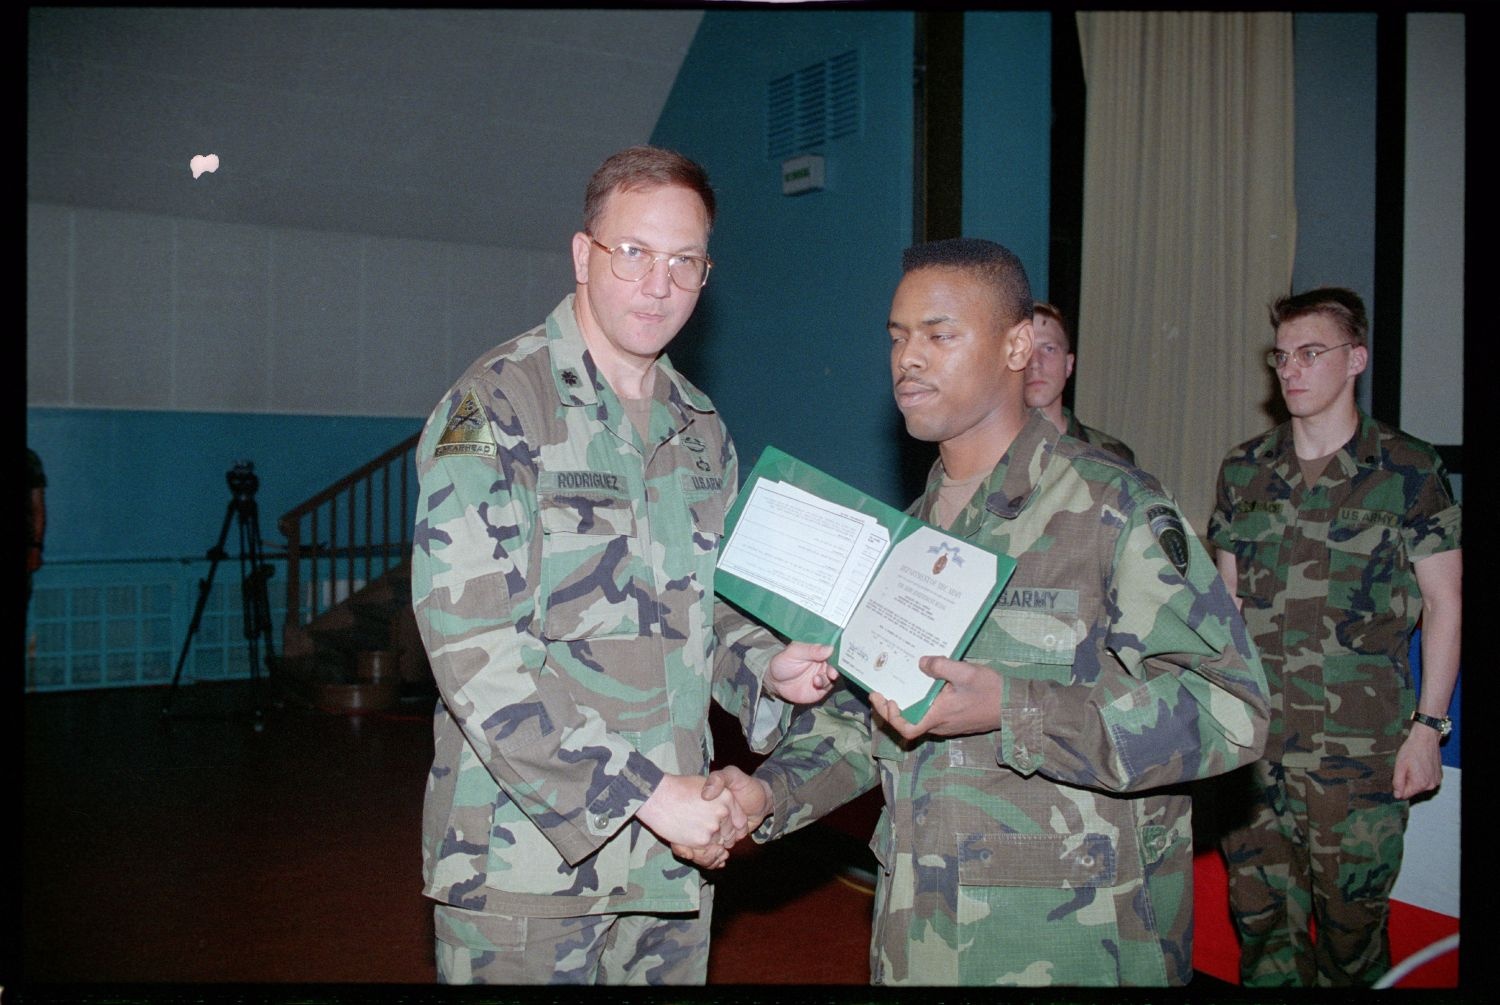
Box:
[277,432,420,649]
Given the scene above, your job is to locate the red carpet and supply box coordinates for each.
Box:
[714,708,1458,989]
[1192,850,1459,987]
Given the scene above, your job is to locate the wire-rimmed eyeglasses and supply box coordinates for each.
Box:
[1265,342,1354,369]
[588,235,713,292]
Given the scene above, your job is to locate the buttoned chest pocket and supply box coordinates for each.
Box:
[964,601,1081,682]
[537,490,645,641]
[1229,514,1285,609]
[682,489,727,565]
[1327,514,1400,614]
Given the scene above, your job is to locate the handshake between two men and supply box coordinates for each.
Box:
[643,637,836,871]
[666,650,1014,870]
[667,765,775,870]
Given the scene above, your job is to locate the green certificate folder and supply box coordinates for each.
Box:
[716,446,1017,721]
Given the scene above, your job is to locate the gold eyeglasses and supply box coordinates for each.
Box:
[588,236,713,292]
[1265,342,1354,369]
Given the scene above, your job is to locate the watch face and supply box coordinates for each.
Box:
[1414,712,1452,737]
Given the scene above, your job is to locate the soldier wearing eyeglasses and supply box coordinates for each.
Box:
[410,145,836,984]
[1209,287,1462,987]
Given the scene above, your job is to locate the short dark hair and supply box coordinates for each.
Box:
[1270,287,1368,346]
[1031,301,1073,352]
[901,238,1033,329]
[583,145,716,236]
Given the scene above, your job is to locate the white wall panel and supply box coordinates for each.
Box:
[26,203,73,404]
[443,243,572,382]
[174,218,272,411]
[28,202,584,418]
[72,210,175,408]
[362,237,454,417]
[269,229,363,414]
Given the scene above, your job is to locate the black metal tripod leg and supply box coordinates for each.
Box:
[237,498,276,728]
[162,501,236,717]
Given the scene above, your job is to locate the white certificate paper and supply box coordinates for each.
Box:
[835,527,999,710]
[716,452,1014,718]
[718,479,888,626]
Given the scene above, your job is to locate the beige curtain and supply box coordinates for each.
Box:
[1074,12,1296,535]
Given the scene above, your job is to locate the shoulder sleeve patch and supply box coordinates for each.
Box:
[1145,503,1191,576]
[435,388,498,458]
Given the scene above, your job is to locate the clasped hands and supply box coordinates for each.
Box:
[643,640,833,870]
[665,766,773,870]
[636,768,765,871]
[662,654,1004,870]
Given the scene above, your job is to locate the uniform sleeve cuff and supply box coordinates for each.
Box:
[750,694,788,749]
[578,750,665,847]
[998,675,1045,776]
[751,768,797,842]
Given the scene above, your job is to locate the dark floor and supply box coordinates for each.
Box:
[19,679,875,994]
[18,680,1258,1002]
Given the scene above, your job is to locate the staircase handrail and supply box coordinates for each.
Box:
[278,431,420,632]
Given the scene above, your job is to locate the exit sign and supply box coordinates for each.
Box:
[781,155,826,195]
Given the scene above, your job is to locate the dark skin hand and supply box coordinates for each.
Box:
[870,655,1001,740]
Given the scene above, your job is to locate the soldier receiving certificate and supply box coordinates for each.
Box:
[717,447,1016,719]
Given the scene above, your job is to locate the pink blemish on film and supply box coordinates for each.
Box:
[190,154,220,179]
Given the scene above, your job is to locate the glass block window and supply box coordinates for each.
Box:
[25,558,289,692]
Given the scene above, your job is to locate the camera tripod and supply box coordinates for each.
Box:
[162,461,277,730]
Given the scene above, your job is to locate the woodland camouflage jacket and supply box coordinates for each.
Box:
[1209,413,1460,766]
[754,413,1269,985]
[412,296,783,919]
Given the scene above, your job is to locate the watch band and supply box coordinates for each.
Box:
[1410,711,1452,738]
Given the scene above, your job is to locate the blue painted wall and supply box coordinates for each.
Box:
[27,408,419,561]
[650,11,916,508]
[963,12,1053,301]
[26,11,1068,689]
[651,11,1056,509]
[25,408,420,690]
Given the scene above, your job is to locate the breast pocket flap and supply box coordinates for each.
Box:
[539,488,636,537]
[956,831,1117,888]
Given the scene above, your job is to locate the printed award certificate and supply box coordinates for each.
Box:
[716,446,1017,719]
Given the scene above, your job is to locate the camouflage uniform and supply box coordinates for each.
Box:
[1060,406,1135,465]
[412,295,786,982]
[1209,413,1461,986]
[752,412,1269,986]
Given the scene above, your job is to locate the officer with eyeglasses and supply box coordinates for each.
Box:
[1208,287,1462,987]
[410,145,836,984]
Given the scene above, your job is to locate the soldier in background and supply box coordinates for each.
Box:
[1209,287,1462,987]
[1024,301,1135,463]
[410,145,835,985]
[27,446,47,617]
[679,238,1268,986]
